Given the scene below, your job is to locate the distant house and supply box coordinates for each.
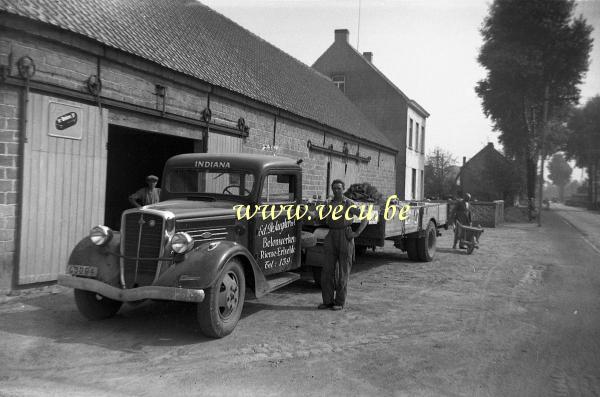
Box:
[457,143,521,202]
[313,29,430,200]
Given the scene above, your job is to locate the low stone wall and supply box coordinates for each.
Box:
[471,200,504,228]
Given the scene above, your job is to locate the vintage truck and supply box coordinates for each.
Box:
[58,153,313,338]
[58,153,447,338]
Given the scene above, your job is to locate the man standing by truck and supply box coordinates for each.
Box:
[318,179,369,311]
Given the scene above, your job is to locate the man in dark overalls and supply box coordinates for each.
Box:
[318,179,368,311]
[451,192,472,249]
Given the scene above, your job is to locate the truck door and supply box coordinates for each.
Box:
[253,172,301,275]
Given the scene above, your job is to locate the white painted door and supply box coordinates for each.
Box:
[19,94,107,284]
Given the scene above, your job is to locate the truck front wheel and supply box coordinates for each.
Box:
[417,221,437,262]
[74,289,122,320]
[197,258,246,338]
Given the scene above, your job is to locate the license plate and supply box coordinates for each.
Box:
[67,265,98,277]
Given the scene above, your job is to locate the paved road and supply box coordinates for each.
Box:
[552,203,600,254]
[1,210,599,396]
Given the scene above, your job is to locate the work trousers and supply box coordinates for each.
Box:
[321,227,354,307]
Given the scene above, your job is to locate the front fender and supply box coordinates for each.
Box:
[155,241,268,297]
[66,233,121,287]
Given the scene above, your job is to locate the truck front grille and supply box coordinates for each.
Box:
[122,212,165,287]
[176,218,234,248]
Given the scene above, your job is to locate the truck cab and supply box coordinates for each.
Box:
[59,153,306,338]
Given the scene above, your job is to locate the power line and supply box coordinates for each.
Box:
[357,0,361,50]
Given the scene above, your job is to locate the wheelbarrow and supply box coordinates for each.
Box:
[455,222,484,254]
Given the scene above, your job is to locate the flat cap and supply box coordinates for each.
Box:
[146,175,159,182]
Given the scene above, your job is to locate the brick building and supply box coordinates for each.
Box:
[0,0,397,290]
[457,142,521,203]
[313,29,430,200]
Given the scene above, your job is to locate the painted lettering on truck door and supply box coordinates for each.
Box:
[253,173,300,274]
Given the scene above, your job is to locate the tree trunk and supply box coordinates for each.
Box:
[526,156,537,199]
[590,161,598,209]
[558,184,565,202]
[587,163,594,208]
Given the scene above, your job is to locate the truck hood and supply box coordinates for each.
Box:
[144,200,239,218]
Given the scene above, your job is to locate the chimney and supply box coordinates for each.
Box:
[487,142,494,148]
[463,156,466,166]
[363,52,373,62]
[335,29,349,43]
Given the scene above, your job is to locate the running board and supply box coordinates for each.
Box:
[265,272,300,293]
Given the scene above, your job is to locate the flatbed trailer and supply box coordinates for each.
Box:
[353,201,448,260]
[303,201,448,284]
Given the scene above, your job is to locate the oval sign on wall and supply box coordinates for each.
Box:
[55,112,78,130]
[48,102,83,140]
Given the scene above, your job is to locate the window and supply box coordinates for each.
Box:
[415,122,419,151]
[332,75,345,93]
[165,169,255,196]
[408,118,413,149]
[421,126,425,153]
[411,168,417,199]
[260,174,296,203]
[420,170,424,198]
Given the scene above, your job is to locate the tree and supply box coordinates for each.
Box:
[547,153,572,201]
[566,96,600,207]
[424,147,458,199]
[475,0,593,199]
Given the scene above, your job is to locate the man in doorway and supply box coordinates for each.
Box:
[318,179,369,311]
[129,175,161,208]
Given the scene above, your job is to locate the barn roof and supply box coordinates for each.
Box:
[2,0,396,151]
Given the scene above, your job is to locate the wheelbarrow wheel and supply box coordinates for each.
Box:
[466,235,475,254]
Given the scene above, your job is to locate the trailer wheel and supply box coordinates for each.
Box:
[74,289,122,320]
[312,266,322,288]
[417,221,437,262]
[197,258,245,338]
[406,238,419,261]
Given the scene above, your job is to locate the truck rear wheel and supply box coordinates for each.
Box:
[197,258,245,338]
[417,221,437,262]
[406,238,419,261]
[74,289,122,320]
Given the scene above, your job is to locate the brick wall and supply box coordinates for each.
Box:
[0,87,19,291]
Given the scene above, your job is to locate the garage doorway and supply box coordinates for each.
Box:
[104,125,197,229]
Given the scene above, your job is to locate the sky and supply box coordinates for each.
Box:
[201,0,600,176]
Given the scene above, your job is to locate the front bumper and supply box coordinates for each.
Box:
[57,275,205,303]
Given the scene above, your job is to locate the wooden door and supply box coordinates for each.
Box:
[18,94,107,284]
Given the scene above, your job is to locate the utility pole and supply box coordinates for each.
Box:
[537,85,549,227]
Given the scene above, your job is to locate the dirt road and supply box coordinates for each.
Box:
[1,210,600,396]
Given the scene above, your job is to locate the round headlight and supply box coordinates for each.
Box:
[170,232,194,254]
[89,225,113,246]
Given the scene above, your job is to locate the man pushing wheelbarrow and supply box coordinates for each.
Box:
[450,193,484,254]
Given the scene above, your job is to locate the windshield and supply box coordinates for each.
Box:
[165,168,256,197]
